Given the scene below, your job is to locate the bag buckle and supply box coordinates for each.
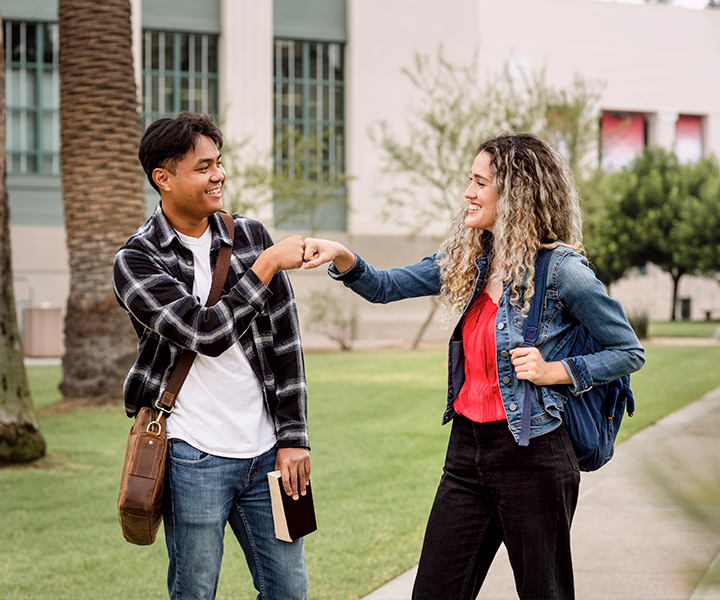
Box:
[154,392,175,416]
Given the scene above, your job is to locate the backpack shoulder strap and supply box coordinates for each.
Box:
[522,248,553,347]
[518,247,554,446]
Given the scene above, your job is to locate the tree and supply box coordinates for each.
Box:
[304,289,359,351]
[0,11,46,463]
[581,169,638,289]
[223,130,350,236]
[370,49,604,235]
[369,50,486,233]
[58,0,147,399]
[370,48,603,345]
[673,158,720,276]
[589,147,720,320]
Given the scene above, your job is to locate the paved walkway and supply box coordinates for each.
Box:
[362,385,720,600]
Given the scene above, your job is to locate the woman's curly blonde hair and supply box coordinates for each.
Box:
[437,132,583,317]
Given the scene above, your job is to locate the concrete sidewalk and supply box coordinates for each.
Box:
[362,386,720,600]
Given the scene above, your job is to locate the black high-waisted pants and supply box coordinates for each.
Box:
[412,414,580,600]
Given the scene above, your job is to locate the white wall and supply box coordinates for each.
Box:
[473,0,720,136]
[346,0,479,237]
[613,264,720,322]
[344,0,720,237]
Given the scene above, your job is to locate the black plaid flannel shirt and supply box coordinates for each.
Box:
[113,205,309,449]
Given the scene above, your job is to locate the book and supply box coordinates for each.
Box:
[267,470,317,542]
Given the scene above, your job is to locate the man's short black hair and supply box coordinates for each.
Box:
[139,112,223,193]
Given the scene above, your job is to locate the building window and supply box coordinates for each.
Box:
[273,39,346,231]
[4,21,60,176]
[675,115,703,165]
[141,30,219,129]
[600,111,646,172]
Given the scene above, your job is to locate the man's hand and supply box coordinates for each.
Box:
[303,237,355,272]
[275,447,311,501]
[251,235,305,286]
[509,347,572,386]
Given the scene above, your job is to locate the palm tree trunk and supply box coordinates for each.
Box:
[58,0,146,400]
[0,15,46,463]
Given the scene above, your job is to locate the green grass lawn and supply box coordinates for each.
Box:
[649,320,720,338]
[3,344,720,599]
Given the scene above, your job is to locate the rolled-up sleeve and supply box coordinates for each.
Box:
[113,246,271,357]
[555,252,645,393]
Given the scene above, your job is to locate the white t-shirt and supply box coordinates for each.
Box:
[165,226,277,458]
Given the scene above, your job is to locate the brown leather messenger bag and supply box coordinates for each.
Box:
[117,212,235,545]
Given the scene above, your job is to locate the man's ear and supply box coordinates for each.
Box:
[153,167,172,193]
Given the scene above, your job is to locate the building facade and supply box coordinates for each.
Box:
[6,0,720,353]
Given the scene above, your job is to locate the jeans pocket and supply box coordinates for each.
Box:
[168,439,212,465]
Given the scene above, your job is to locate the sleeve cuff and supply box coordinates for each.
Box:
[327,253,365,284]
[276,430,311,451]
[561,356,593,394]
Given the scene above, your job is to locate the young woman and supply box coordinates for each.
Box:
[303,132,645,600]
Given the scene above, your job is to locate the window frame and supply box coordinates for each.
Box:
[599,110,648,172]
[141,29,219,129]
[272,38,346,231]
[4,20,61,177]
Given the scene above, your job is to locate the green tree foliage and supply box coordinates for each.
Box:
[673,160,720,276]
[370,48,604,234]
[223,130,349,235]
[586,147,720,320]
[580,169,637,288]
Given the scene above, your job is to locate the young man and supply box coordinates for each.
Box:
[113,112,310,600]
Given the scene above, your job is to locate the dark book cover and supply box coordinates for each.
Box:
[268,470,317,542]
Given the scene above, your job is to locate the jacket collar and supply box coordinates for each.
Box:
[153,203,233,252]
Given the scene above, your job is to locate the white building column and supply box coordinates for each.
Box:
[219,0,274,221]
[219,1,273,154]
[647,110,678,152]
[130,0,142,106]
[704,114,720,159]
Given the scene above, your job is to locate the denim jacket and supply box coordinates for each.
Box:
[328,245,645,442]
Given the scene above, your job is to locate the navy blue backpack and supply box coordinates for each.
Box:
[518,248,635,472]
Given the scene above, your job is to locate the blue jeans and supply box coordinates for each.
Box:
[412,415,580,600]
[163,440,309,600]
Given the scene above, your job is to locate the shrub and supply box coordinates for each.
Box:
[628,309,650,340]
[304,289,359,351]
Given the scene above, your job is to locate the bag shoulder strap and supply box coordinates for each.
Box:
[518,247,554,446]
[522,248,554,347]
[155,212,235,415]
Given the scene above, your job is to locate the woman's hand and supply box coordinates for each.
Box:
[509,347,572,386]
[303,238,355,272]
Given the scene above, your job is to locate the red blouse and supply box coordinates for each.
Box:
[454,291,507,423]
